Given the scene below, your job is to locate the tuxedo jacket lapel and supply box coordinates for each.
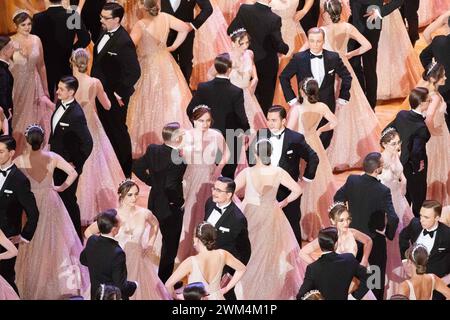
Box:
[279,129,291,165]
[51,101,75,136]
[320,50,331,89]
[96,27,123,61]
[215,204,233,227]
[0,165,17,194]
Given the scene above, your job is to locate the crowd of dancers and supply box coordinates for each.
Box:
[0,0,449,300]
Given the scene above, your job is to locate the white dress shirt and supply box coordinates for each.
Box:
[97,26,121,53]
[52,98,74,132]
[416,224,439,254]
[310,50,325,88]
[207,201,231,226]
[0,163,14,190]
[170,0,182,11]
[269,129,285,167]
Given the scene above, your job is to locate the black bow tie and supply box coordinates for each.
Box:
[59,102,70,110]
[423,229,436,238]
[214,205,228,214]
[271,129,285,140]
[0,168,11,177]
[310,53,323,60]
[106,31,115,37]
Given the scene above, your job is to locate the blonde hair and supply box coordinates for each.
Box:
[142,0,159,16]
[71,48,90,73]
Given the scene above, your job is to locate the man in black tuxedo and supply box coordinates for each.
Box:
[133,122,187,283]
[0,136,39,293]
[31,0,90,101]
[228,0,289,114]
[91,2,141,178]
[247,106,319,245]
[334,152,399,300]
[297,0,320,35]
[297,227,369,300]
[399,200,450,300]
[80,209,137,300]
[348,0,404,109]
[161,0,212,83]
[49,76,93,240]
[420,25,450,131]
[187,54,250,178]
[0,36,16,133]
[81,0,106,43]
[400,0,420,46]
[280,28,352,149]
[385,87,431,217]
[205,176,251,299]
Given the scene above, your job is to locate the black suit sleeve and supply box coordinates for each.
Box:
[72,11,91,49]
[73,115,93,173]
[234,89,250,131]
[236,217,251,265]
[383,189,399,241]
[419,43,434,69]
[132,146,153,186]
[335,55,352,102]
[380,0,404,16]
[280,55,300,103]
[352,262,369,299]
[298,134,319,180]
[270,17,289,55]
[296,264,315,299]
[0,71,10,110]
[227,7,244,35]
[165,164,186,208]
[399,219,415,259]
[409,127,429,174]
[192,0,213,30]
[80,239,89,266]
[186,87,203,120]
[112,250,137,298]
[334,178,350,202]
[116,40,141,99]
[17,177,40,241]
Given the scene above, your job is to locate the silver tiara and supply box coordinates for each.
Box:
[328,201,346,212]
[192,104,210,113]
[118,178,135,188]
[24,124,44,137]
[426,59,438,76]
[302,77,315,92]
[229,28,246,38]
[301,290,322,300]
[254,138,271,152]
[381,127,396,139]
[197,221,211,237]
[12,9,30,21]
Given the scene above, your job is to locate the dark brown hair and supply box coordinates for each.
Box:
[422,62,445,84]
[268,105,287,119]
[324,0,342,23]
[118,180,140,202]
[143,0,159,16]
[406,244,428,275]
[191,105,213,124]
[214,53,232,74]
[380,128,399,149]
[328,203,350,223]
[195,222,217,250]
[409,87,429,109]
[422,199,442,217]
[13,12,32,26]
[299,78,319,104]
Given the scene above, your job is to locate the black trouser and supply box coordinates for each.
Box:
[0,244,19,295]
[221,135,245,179]
[255,56,279,115]
[405,167,427,218]
[169,31,195,85]
[400,0,420,46]
[97,95,132,177]
[368,233,387,300]
[349,29,381,109]
[298,0,320,34]
[54,169,82,241]
[157,205,184,283]
[222,265,237,300]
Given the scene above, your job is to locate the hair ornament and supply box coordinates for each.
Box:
[301,290,321,300]
[328,201,346,212]
[119,178,135,188]
[229,28,246,38]
[24,124,44,137]
[381,127,397,139]
[192,104,210,113]
[12,9,30,21]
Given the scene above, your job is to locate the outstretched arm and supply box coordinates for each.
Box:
[53,153,78,193]
[346,24,372,60]
[165,258,193,299]
[84,221,100,240]
[221,250,246,295]
[423,11,450,44]
[299,238,319,265]
[0,229,18,261]
[95,78,111,110]
[351,228,372,267]
[317,103,338,134]
[167,16,192,52]
[279,168,303,208]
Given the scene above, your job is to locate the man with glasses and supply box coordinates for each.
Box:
[385,87,431,217]
[334,152,399,300]
[91,2,141,178]
[204,176,251,300]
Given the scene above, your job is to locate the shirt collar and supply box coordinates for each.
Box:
[61,98,75,108]
[0,58,10,66]
[101,234,117,242]
[256,1,270,7]
[216,75,230,80]
[108,26,121,33]
[0,163,14,171]
[425,223,439,233]
[310,50,324,56]
[165,143,179,150]
[411,109,424,117]
[49,4,64,7]
[321,251,333,255]
[216,201,232,210]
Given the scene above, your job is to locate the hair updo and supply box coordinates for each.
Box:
[324,0,342,23]
[143,0,160,16]
[422,62,445,84]
[406,244,429,275]
[299,78,320,104]
[71,48,90,73]
[12,11,32,26]
[380,127,399,149]
[256,139,272,166]
[328,202,349,222]
[195,222,217,250]
[117,179,140,202]
[25,125,44,151]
